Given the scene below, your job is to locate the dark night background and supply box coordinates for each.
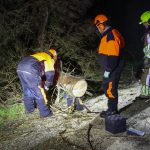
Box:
[1,1,150,149]
[0,0,150,101]
[89,0,149,59]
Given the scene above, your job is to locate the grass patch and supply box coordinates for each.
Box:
[0,103,25,126]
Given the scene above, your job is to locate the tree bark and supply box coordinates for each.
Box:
[57,72,88,98]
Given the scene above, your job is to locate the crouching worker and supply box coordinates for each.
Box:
[17,49,57,118]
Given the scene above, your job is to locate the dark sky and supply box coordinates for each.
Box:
[87,0,150,58]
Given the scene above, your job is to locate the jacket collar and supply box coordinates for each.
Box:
[101,27,112,37]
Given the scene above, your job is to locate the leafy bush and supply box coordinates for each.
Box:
[0,103,24,126]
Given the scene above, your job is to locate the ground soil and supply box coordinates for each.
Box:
[0,82,150,150]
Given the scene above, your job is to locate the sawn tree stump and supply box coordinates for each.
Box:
[56,72,88,102]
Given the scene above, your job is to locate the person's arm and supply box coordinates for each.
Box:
[44,60,55,90]
[104,40,120,78]
[44,71,55,90]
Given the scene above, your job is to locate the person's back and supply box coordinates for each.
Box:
[17,56,44,77]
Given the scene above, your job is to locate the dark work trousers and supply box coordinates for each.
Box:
[102,59,125,111]
[17,71,51,117]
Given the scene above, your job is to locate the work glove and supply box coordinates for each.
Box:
[44,85,49,91]
[103,71,110,78]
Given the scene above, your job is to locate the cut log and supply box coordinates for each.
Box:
[57,72,88,98]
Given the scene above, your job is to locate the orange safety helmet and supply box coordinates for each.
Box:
[94,14,108,24]
[94,14,109,31]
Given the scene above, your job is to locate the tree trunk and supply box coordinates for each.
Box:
[57,72,88,98]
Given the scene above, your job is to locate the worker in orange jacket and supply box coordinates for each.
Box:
[94,14,125,118]
[17,49,57,118]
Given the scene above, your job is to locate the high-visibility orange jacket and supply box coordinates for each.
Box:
[98,28,125,72]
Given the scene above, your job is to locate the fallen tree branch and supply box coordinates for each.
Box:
[57,71,88,98]
[85,91,93,96]
[2,76,17,90]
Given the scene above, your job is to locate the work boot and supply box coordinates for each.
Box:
[25,109,35,114]
[74,98,84,111]
[40,109,53,118]
[100,109,118,118]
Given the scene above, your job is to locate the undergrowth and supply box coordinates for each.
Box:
[0,103,24,127]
